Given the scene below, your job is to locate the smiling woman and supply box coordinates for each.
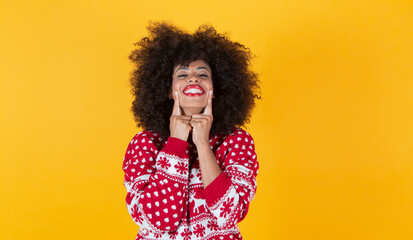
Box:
[127,20,261,141]
[123,20,262,240]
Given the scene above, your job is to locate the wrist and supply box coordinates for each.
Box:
[196,141,211,150]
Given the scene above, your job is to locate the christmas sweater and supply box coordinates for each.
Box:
[122,127,259,240]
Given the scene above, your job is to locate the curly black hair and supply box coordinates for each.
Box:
[128,20,262,141]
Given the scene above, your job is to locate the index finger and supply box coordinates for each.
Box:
[172,90,182,115]
[202,89,213,116]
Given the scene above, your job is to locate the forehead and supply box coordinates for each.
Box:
[174,59,211,72]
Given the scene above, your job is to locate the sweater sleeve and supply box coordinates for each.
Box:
[201,130,259,230]
[122,131,190,232]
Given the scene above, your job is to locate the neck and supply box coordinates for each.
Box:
[182,107,204,116]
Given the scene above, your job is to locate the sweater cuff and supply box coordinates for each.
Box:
[202,171,232,207]
[163,137,189,158]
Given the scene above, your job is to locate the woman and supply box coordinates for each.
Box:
[122,21,262,240]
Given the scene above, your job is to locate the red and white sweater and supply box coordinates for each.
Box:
[122,127,259,240]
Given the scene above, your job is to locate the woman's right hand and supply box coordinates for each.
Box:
[170,90,192,141]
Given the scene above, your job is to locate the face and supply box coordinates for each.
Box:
[169,59,214,114]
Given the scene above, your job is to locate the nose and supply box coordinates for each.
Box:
[188,78,199,83]
[188,74,200,83]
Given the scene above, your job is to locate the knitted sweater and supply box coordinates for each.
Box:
[122,127,259,240]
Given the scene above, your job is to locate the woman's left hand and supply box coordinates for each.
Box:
[190,90,213,147]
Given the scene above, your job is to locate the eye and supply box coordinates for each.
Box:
[177,74,208,78]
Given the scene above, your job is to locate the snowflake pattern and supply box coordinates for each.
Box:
[220,197,235,218]
[158,159,171,170]
[168,230,179,240]
[196,170,202,180]
[130,204,144,224]
[193,223,206,237]
[207,219,219,231]
[180,228,192,240]
[175,161,188,175]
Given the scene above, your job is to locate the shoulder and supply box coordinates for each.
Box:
[220,127,258,171]
[226,127,255,147]
[231,127,253,137]
[216,127,256,154]
[128,130,163,147]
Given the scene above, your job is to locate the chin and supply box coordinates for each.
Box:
[182,104,204,108]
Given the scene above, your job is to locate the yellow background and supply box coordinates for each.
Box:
[1,0,412,239]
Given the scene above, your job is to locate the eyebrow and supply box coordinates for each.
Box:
[175,66,210,74]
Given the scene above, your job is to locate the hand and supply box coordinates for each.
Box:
[169,90,192,141]
[190,90,214,146]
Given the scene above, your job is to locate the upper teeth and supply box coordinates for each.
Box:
[184,88,203,94]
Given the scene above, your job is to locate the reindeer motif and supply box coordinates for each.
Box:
[188,188,205,214]
[187,167,206,215]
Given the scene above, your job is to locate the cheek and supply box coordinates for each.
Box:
[178,82,186,91]
[170,81,179,92]
[172,84,184,95]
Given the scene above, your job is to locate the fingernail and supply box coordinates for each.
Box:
[210,90,212,95]
[175,91,177,96]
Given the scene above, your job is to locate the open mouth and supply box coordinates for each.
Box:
[182,85,205,97]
